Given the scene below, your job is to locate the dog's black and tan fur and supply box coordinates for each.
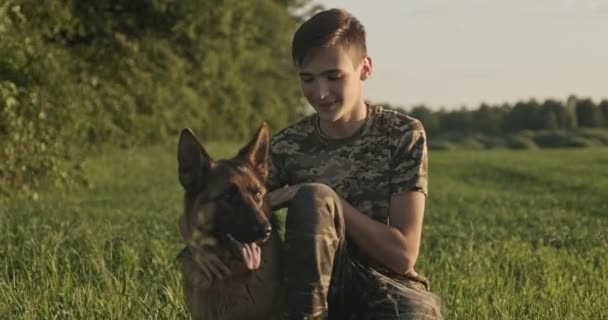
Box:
[176,123,283,320]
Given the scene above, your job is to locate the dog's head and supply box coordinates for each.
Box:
[177,122,273,257]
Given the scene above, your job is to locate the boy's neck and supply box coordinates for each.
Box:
[319,100,368,139]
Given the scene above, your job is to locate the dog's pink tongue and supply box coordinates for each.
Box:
[240,243,261,270]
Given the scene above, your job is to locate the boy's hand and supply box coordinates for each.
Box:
[267,185,301,210]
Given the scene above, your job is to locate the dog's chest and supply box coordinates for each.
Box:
[195,268,277,320]
[184,235,283,320]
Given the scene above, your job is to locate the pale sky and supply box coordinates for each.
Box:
[315,0,608,110]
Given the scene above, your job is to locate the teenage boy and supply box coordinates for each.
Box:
[267,8,443,320]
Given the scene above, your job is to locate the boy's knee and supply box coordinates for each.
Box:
[292,183,338,205]
[287,183,342,231]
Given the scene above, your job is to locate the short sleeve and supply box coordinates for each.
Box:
[266,138,287,192]
[389,120,429,196]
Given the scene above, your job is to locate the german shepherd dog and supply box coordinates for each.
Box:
[176,123,283,320]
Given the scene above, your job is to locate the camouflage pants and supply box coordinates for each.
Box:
[282,183,443,320]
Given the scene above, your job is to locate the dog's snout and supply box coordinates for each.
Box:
[263,225,272,236]
[255,224,272,240]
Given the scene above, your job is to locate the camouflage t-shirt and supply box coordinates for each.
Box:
[267,104,428,266]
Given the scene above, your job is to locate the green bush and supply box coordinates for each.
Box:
[459,138,485,150]
[575,129,608,145]
[476,135,507,149]
[506,135,538,150]
[428,140,456,151]
[530,131,598,148]
[0,82,76,196]
[0,0,312,197]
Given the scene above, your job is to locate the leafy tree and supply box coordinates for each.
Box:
[439,107,474,135]
[575,98,603,128]
[600,100,608,128]
[408,105,440,135]
[471,103,505,136]
[0,0,312,196]
[505,100,542,132]
[540,99,563,130]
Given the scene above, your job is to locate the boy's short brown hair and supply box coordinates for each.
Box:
[291,8,367,67]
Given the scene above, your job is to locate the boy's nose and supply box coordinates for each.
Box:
[313,80,330,99]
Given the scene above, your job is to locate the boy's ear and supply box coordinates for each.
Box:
[238,122,270,179]
[177,128,212,190]
[360,56,373,81]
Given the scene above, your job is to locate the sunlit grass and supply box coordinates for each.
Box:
[2,145,607,319]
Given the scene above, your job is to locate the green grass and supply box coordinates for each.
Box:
[2,144,607,319]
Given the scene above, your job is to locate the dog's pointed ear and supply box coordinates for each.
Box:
[178,128,212,190]
[238,122,270,178]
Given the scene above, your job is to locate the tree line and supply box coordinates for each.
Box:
[379,95,608,150]
[398,96,608,136]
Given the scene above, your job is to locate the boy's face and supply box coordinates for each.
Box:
[298,45,371,123]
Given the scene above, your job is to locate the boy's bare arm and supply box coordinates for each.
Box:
[267,183,425,275]
[340,191,426,275]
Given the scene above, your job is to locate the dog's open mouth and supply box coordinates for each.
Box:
[227,233,262,270]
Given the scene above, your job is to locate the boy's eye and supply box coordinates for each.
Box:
[300,76,313,83]
[327,72,342,80]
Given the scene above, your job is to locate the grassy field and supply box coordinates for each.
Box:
[1,144,607,319]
